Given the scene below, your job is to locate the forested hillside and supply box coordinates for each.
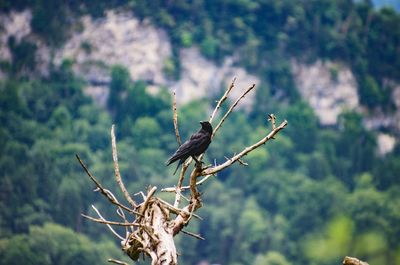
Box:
[1,1,400,265]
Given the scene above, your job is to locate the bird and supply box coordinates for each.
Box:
[166,121,213,175]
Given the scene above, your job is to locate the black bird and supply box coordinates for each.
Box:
[166,121,213,174]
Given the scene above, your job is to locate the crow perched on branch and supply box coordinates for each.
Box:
[166,121,213,174]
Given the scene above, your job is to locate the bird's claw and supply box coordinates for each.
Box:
[195,160,204,169]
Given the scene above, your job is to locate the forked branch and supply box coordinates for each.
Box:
[203,119,287,176]
[209,77,236,123]
[172,90,182,146]
[212,83,256,139]
[111,125,138,209]
[76,154,135,214]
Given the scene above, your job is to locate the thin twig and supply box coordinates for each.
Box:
[104,188,131,225]
[225,155,248,166]
[162,174,215,192]
[91,205,125,240]
[76,154,135,214]
[209,77,236,124]
[140,186,157,215]
[186,200,198,224]
[116,207,129,235]
[212,84,256,139]
[237,158,249,166]
[157,198,202,220]
[203,119,288,176]
[179,192,190,202]
[174,161,187,208]
[181,229,205,240]
[172,90,182,146]
[268,114,276,130]
[108,259,129,265]
[134,191,147,201]
[174,187,183,208]
[174,156,191,196]
[81,214,141,227]
[111,125,138,208]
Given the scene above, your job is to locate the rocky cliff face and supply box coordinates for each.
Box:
[52,10,258,107]
[0,10,32,60]
[55,11,171,86]
[0,10,32,78]
[291,59,398,154]
[291,60,360,126]
[171,47,259,109]
[0,9,398,152]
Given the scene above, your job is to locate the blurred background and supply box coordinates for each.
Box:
[0,0,399,264]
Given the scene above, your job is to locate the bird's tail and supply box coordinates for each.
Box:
[165,154,178,166]
[172,159,183,175]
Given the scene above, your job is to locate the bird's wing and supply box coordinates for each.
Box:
[183,132,210,155]
[165,138,192,165]
[166,132,207,165]
[189,132,203,140]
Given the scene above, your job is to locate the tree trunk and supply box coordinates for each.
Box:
[149,201,177,265]
[123,199,177,265]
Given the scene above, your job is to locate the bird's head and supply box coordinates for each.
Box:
[200,121,213,134]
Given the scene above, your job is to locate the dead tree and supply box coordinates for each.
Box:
[77,79,288,265]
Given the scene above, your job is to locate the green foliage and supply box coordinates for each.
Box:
[335,111,377,187]
[7,37,37,75]
[253,251,292,265]
[108,64,130,112]
[0,223,127,265]
[30,0,70,46]
[130,0,399,110]
[304,213,396,265]
[304,216,354,263]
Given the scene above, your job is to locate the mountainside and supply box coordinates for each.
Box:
[1,7,399,146]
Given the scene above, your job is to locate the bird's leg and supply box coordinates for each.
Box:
[192,156,204,169]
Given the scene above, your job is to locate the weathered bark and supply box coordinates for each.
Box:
[343,256,369,265]
[143,200,177,265]
[121,199,177,265]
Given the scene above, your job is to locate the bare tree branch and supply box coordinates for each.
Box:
[172,90,182,146]
[174,160,188,208]
[81,214,141,227]
[108,259,129,265]
[171,89,188,208]
[203,119,287,176]
[181,229,205,240]
[268,114,276,130]
[158,198,202,220]
[209,77,236,124]
[111,125,138,209]
[212,83,256,139]
[91,205,126,240]
[173,187,183,208]
[162,174,215,192]
[76,154,135,214]
[139,186,157,215]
